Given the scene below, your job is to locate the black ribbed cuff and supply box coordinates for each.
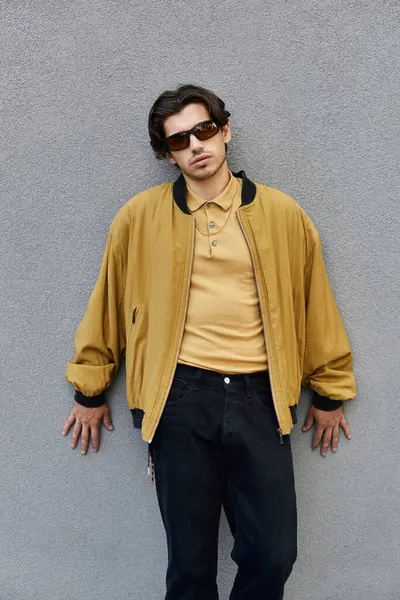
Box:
[74,390,106,408]
[312,393,343,411]
[131,408,144,429]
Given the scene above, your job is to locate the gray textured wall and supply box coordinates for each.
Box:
[1,1,399,599]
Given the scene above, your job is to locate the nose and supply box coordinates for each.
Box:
[189,133,203,152]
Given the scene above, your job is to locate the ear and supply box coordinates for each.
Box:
[167,152,177,165]
[222,120,232,144]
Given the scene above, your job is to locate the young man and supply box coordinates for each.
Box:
[63,84,356,600]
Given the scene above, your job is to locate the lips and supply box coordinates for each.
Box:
[190,155,211,166]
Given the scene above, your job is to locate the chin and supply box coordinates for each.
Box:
[185,160,222,181]
[189,168,215,180]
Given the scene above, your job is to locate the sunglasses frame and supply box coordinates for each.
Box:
[164,119,220,152]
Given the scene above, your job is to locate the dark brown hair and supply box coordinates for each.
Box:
[148,84,231,159]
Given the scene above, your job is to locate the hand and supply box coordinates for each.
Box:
[62,402,114,455]
[302,405,351,456]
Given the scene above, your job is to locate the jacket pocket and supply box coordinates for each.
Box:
[127,306,139,344]
[125,306,145,408]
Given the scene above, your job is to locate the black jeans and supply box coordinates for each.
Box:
[149,364,297,600]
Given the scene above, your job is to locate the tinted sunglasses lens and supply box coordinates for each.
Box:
[195,122,219,141]
[166,133,189,152]
[165,122,219,151]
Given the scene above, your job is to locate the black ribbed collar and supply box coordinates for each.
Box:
[172,170,257,215]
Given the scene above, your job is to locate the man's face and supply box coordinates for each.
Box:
[163,103,231,181]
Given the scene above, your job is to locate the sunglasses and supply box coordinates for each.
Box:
[164,120,220,152]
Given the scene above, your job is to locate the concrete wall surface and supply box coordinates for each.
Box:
[1,1,399,599]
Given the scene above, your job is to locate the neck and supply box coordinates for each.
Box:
[183,161,231,201]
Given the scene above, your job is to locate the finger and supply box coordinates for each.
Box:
[312,426,324,451]
[70,421,82,449]
[91,426,99,452]
[80,425,90,455]
[340,416,352,439]
[321,428,332,457]
[331,424,340,453]
[62,414,75,436]
[302,411,314,432]
[103,407,114,431]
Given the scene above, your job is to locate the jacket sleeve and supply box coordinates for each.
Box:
[301,226,356,404]
[65,231,127,400]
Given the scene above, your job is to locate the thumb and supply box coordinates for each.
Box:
[103,407,114,430]
[302,409,314,432]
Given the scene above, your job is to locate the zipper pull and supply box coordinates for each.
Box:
[277,428,284,445]
[147,445,155,484]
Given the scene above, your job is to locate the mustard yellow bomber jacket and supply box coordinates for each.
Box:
[65,171,356,442]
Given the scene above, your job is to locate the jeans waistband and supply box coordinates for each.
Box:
[174,363,270,394]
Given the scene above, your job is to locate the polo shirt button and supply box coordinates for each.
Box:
[212,241,217,247]
[205,202,211,208]
[224,376,230,384]
[209,222,215,229]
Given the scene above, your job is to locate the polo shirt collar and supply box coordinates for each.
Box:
[173,169,257,215]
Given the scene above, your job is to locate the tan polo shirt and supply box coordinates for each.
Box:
[178,171,268,374]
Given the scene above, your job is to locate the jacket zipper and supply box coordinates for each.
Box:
[236,210,284,444]
[147,217,196,444]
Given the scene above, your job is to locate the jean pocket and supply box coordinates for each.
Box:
[252,387,275,413]
[165,378,193,407]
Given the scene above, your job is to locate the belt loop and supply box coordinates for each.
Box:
[244,375,253,398]
[192,368,202,391]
